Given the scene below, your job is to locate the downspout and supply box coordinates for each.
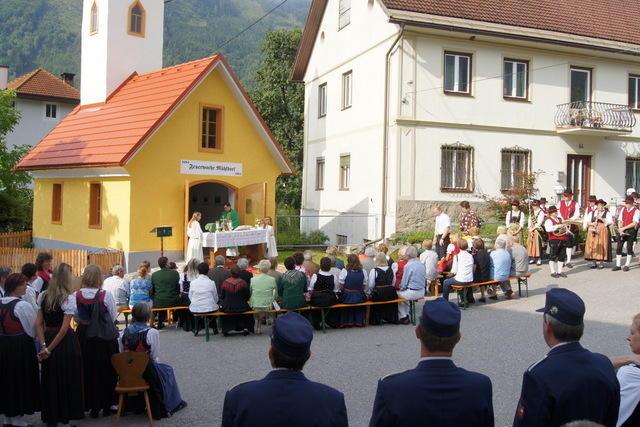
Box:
[381,26,404,241]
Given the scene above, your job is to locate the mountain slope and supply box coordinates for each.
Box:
[0,0,310,88]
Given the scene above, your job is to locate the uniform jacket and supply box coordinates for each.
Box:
[369,359,494,427]
[221,369,348,427]
[513,341,620,427]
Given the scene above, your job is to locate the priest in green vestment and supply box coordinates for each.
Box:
[221,203,240,229]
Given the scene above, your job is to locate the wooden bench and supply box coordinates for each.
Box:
[119,306,189,328]
[450,273,532,309]
[193,298,424,341]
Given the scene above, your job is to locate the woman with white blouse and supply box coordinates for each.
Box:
[36,263,84,426]
[0,273,39,427]
[368,253,399,325]
[74,264,119,418]
[186,211,204,263]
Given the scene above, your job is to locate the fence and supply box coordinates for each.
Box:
[0,231,32,248]
[0,247,124,276]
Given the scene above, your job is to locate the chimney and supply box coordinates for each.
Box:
[0,66,8,90]
[61,72,75,87]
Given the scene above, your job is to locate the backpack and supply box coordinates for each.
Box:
[85,290,119,341]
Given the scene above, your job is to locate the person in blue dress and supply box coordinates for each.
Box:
[338,254,367,327]
[120,303,187,419]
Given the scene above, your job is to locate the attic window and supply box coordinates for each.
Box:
[90,1,98,35]
[200,105,223,152]
[128,1,145,37]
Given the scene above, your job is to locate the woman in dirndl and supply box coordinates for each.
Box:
[506,200,525,242]
[219,266,254,336]
[120,303,187,419]
[368,252,398,325]
[584,199,613,269]
[36,263,85,427]
[527,200,546,266]
[338,254,367,328]
[0,273,40,427]
[74,264,119,418]
[308,257,339,329]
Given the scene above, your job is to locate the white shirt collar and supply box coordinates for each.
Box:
[419,356,453,362]
[550,341,572,351]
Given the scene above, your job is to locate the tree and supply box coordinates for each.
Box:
[251,28,304,210]
[0,89,32,232]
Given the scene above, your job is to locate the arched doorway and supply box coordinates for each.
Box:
[188,182,236,228]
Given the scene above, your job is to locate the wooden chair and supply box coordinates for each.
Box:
[111,352,153,426]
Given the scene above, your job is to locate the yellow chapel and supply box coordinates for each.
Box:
[15,0,294,269]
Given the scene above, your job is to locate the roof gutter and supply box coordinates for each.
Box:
[381,26,404,240]
[388,17,640,57]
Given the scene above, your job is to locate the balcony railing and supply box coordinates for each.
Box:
[555,101,636,134]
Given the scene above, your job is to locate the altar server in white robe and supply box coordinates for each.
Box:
[186,212,204,263]
[263,216,278,258]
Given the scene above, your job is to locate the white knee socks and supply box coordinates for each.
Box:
[626,255,633,267]
[565,248,573,264]
[617,254,623,267]
[549,261,557,274]
[556,261,563,273]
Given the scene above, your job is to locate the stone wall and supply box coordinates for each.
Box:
[395,200,498,234]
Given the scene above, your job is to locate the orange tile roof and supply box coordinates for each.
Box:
[7,68,79,103]
[16,55,294,173]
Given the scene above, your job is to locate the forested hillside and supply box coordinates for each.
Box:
[0,0,310,88]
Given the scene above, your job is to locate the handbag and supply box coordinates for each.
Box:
[86,290,119,341]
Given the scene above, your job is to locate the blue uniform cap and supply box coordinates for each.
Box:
[271,312,313,357]
[535,288,585,325]
[420,297,461,337]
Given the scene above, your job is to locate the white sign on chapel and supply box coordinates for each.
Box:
[180,159,243,177]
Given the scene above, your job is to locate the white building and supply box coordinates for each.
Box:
[292,0,640,243]
[1,67,80,149]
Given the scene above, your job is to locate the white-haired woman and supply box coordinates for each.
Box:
[249,260,277,334]
[36,263,84,426]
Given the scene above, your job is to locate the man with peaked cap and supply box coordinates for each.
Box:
[513,288,619,427]
[558,188,581,268]
[369,298,493,427]
[613,196,640,272]
[221,312,348,427]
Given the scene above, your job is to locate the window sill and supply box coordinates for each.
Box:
[128,31,145,38]
[51,221,62,225]
[316,188,324,191]
[89,224,102,230]
[503,96,530,103]
[339,188,350,191]
[440,188,473,193]
[341,105,352,111]
[443,91,473,98]
[633,109,640,114]
[199,147,224,154]
[318,114,326,119]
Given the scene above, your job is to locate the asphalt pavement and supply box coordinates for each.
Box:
[23,260,640,426]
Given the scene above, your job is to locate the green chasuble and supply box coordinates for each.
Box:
[221,209,240,229]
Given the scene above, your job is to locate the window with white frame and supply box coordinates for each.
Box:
[318,83,327,117]
[45,103,58,119]
[316,157,325,190]
[626,157,640,193]
[444,52,471,94]
[441,145,473,191]
[570,67,591,104]
[339,154,350,190]
[504,59,528,99]
[336,234,348,245]
[338,0,351,30]
[629,75,640,110]
[342,71,352,109]
[501,149,530,190]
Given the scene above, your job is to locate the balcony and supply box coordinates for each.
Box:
[555,101,636,136]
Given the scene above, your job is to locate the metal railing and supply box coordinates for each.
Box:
[555,101,636,132]
[276,214,381,248]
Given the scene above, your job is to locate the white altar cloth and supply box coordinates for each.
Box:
[202,229,268,251]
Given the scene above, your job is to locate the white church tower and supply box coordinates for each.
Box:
[80,0,164,105]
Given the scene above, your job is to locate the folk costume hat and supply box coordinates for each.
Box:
[536,288,585,326]
[531,199,541,206]
[539,197,548,203]
[587,195,598,202]
[546,205,558,213]
[420,298,461,337]
[625,196,635,204]
[510,200,521,207]
[561,188,574,196]
[596,199,607,206]
[271,312,313,357]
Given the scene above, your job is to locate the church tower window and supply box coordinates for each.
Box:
[128,1,145,37]
[89,1,98,35]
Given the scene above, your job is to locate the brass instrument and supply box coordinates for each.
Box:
[552,223,573,237]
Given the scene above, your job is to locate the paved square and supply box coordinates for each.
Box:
[26,262,640,426]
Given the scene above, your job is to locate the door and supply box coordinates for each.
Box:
[570,67,591,105]
[184,180,190,257]
[566,155,591,207]
[238,183,266,226]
